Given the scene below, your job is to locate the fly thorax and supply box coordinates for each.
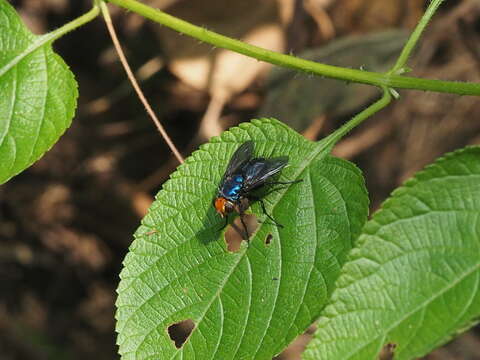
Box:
[222,175,244,200]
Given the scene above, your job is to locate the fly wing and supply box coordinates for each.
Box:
[242,156,289,192]
[224,141,254,176]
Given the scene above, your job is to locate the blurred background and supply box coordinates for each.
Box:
[2,0,480,359]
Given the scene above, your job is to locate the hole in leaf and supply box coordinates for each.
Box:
[265,233,273,246]
[224,214,258,252]
[167,319,195,348]
[378,342,397,360]
[275,324,316,359]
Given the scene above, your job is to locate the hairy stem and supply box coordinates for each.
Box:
[319,87,392,153]
[107,0,480,96]
[390,0,445,74]
[0,3,100,78]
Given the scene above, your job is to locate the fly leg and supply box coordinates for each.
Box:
[217,216,229,233]
[235,198,251,242]
[249,196,283,228]
[239,210,250,242]
[265,179,303,186]
[217,214,249,244]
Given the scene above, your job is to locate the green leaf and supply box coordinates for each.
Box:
[0,0,78,184]
[304,146,480,360]
[115,118,368,359]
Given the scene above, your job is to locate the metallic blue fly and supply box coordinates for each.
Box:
[213,140,300,240]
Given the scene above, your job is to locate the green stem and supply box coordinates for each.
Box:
[390,0,445,74]
[39,3,100,43]
[108,0,480,96]
[290,88,391,185]
[0,3,100,78]
[319,87,392,152]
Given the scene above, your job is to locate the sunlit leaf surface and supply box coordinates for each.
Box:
[304,146,480,360]
[0,0,77,184]
[116,118,368,359]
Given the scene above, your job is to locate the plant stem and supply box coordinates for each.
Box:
[41,3,101,43]
[319,87,392,152]
[107,0,480,96]
[291,88,391,185]
[390,0,445,74]
[0,3,100,78]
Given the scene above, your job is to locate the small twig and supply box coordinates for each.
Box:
[99,1,184,164]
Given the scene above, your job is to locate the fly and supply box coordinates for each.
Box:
[213,140,301,240]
